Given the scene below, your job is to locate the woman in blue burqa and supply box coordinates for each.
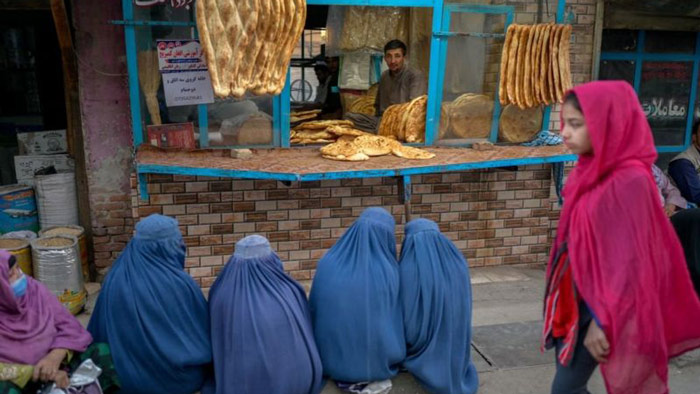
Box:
[88,214,212,394]
[399,218,478,394]
[208,234,323,394]
[309,207,405,384]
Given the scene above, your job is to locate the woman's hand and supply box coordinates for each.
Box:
[54,370,70,388]
[583,320,609,363]
[664,203,677,217]
[33,348,68,383]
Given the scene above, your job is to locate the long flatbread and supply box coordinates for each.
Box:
[499,24,516,105]
[199,0,232,97]
[271,0,307,94]
[532,25,547,105]
[558,24,573,98]
[515,25,530,109]
[536,24,551,104]
[523,24,538,108]
[195,0,221,96]
[506,25,520,105]
[547,25,558,104]
[232,0,262,97]
[253,0,285,95]
[551,25,563,103]
[220,0,244,97]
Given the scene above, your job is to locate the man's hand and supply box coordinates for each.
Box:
[33,348,68,383]
[664,203,677,217]
[583,320,609,363]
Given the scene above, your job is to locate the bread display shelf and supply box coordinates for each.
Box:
[136,144,574,185]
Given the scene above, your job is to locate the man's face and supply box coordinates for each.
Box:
[315,69,329,83]
[325,57,339,74]
[384,48,405,73]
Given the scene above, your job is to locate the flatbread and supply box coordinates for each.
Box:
[506,25,520,105]
[195,0,221,96]
[271,0,307,94]
[392,145,435,160]
[499,24,516,105]
[531,24,544,104]
[515,25,530,109]
[353,135,399,156]
[348,96,376,115]
[450,94,494,139]
[292,109,322,117]
[327,126,369,137]
[322,153,370,161]
[404,95,428,143]
[378,105,398,137]
[547,24,559,104]
[438,102,452,140]
[230,0,260,98]
[551,25,563,103]
[239,0,269,93]
[320,140,369,161]
[535,24,550,104]
[250,0,281,95]
[290,113,319,123]
[293,120,353,130]
[558,24,573,98]
[523,24,538,108]
[499,104,544,143]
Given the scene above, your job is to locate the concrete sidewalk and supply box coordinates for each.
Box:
[78,266,700,393]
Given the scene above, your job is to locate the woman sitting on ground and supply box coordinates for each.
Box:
[88,214,212,394]
[310,207,405,387]
[0,250,119,393]
[209,235,323,394]
[399,218,479,394]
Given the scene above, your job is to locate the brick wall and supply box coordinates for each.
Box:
[125,166,558,291]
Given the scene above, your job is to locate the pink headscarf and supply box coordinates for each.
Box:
[0,250,92,365]
[550,81,700,393]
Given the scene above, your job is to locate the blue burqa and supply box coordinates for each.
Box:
[88,214,212,394]
[208,235,323,394]
[309,207,405,382]
[399,218,478,394]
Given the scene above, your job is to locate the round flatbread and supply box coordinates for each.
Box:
[449,94,494,139]
[438,101,452,140]
[499,104,544,143]
[404,95,428,143]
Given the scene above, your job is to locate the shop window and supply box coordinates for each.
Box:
[599,29,700,153]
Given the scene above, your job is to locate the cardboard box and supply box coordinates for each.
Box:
[146,122,195,149]
[17,130,68,154]
[14,154,74,184]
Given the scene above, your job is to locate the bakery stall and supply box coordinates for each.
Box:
[115,0,576,219]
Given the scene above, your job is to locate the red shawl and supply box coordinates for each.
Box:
[545,81,700,393]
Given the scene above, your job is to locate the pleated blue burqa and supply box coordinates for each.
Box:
[208,235,323,394]
[310,207,405,382]
[399,218,478,394]
[88,214,212,394]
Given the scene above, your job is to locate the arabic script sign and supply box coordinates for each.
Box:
[156,40,214,107]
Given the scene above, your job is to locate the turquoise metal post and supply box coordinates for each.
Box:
[488,9,514,142]
[401,175,412,222]
[122,0,144,146]
[685,32,700,149]
[198,105,209,147]
[280,69,292,147]
[424,0,445,146]
[540,0,568,134]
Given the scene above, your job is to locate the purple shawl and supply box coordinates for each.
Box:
[0,250,92,365]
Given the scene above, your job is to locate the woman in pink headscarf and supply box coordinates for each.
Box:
[542,81,700,394]
[0,250,119,393]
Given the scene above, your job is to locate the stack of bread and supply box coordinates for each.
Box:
[291,109,321,123]
[320,134,435,161]
[290,120,356,145]
[377,95,428,143]
[499,23,572,108]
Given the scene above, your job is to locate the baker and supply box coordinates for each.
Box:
[346,40,427,132]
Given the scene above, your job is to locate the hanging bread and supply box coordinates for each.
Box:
[558,24,573,99]
[523,24,538,108]
[499,24,516,105]
[197,0,307,98]
[515,25,530,108]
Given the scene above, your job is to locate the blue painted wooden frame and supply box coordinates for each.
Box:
[121,0,576,200]
[429,4,514,146]
[600,30,700,153]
